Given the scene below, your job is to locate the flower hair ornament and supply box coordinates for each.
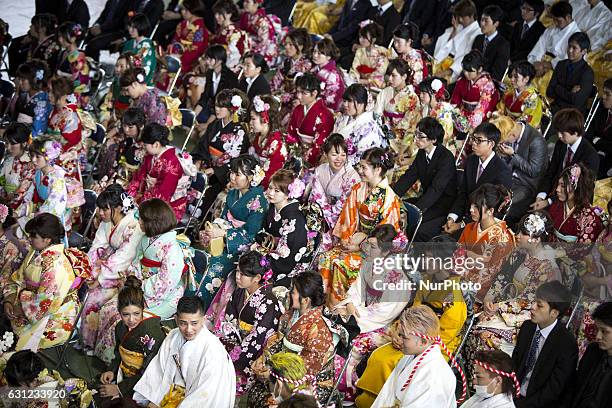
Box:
[474,359,521,398]
[136,72,146,83]
[42,140,63,162]
[231,95,243,123]
[252,96,270,123]
[259,256,273,283]
[568,164,581,189]
[120,193,136,215]
[35,69,44,81]
[287,178,306,199]
[430,78,446,100]
[523,213,546,242]
[72,24,82,38]
[251,164,266,186]
[497,191,512,215]
[0,331,15,354]
[0,204,9,224]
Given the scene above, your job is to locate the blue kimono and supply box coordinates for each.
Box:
[18,91,52,137]
[195,186,268,308]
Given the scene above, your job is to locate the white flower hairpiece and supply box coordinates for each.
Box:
[287,178,305,199]
[0,204,8,224]
[136,73,145,83]
[35,69,44,81]
[524,213,546,241]
[252,96,269,113]
[251,164,265,186]
[120,193,135,215]
[231,95,243,110]
[0,331,14,354]
[431,79,443,92]
[320,81,326,90]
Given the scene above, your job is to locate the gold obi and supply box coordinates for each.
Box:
[119,345,144,378]
[160,384,186,408]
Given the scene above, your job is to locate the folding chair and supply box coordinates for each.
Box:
[55,288,89,371]
[403,201,423,250]
[564,268,584,332]
[165,55,182,95]
[181,172,210,235]
[541,95,554,140]
[150,22,161,39]
[179,108,197,152]
[584,85,600,133]
[81,189,99,239]
[85,123,107,186]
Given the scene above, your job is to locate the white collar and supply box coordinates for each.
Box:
[486,31,498,42]
[524,18,536,29]
[377,2,393,13]
[516,122,526,145]
[568,136,582,153]
[426,146,436,160]
[479,151,496,169]
[212,70,221,80]
[537,319,557,339]
[246,75,257,85]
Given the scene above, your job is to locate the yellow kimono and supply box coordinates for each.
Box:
[586,39,612,93]
[355,343,404,408]
[292,0,346,35]
[497,85,544,129]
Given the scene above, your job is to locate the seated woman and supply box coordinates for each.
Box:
[312,38,345,111]
[450,51,500,131]
[239,0,279,66]
[167,0,209,75]
[350,22,390,89]
[249,96,287,187]
[2,213,91,351]
[81,185,145,363]
[462,350,519,408]
[23,14,62,73]
[56,22,91,98]
[127,123,195,221]
[334,84,387,166]
[287,73,334,168]
[120,68,168,126]
[0,204,26,284]
[392,23,427,87]
[98,276,166,402]
[128,199,188,320]
[292,0,345,35]
[306,134,360,251]
[0,123,35,211]
[372,305,461,407]
[374,59,421,156]
[319,147,402,302]
[99,52,138,127]
[498,60,543,129]
[13,60,52,137]
[210,0,250,71]
[122,14,156,86]
[218,251,281,394]
[196,155,268,308]
[248,272,346,406]
[239,52,271,99]
[474,211,562,356]
[458,183,515,301]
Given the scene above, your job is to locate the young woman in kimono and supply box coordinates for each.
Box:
[250,96,288,187]
[98,276,166,401]
[196,155,268,309]
[458,183,515,301]
[26,14,62,73]
[167,0,209,74]
[270,29,313,120]
[127,199,187,320]
[81,185,145,363]
[392,23,427,87]
[100,52,137,127]
[312,38,345,111]
[218,251,282,394]
[122,14,156,86]
[249,272,348,407]
[498,61,543,129]
[319,147,402,302]
[2,213,92,351]
[450,51,500,131]
[239,0,279,66]
[13,60,52,137]
[372,305,459,408]
[306,134,361,251]
[373,59,421,156]
[0,123,35,211]
[333,84,387,166]
[210,0,251,71]
[0,204,24,283]
[286,73,335,168]
[56,23,91,97]
[127,123,193,220]
[120,68,168,126]
[350,22,390,89]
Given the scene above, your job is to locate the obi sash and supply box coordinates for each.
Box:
[226,211,246,228]
[119,345,144,378]
[239,319,253,333]
[462,99,479,112]
[209,145,223,158]
[141,256,189,279]
[383,111,405,120]
[554,229,578,243]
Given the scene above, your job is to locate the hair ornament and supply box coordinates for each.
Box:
[252,96,270,123]
[35,69,44,81]
[287,178,306,199]
[0,204,9,224]
[0,331,14,353]
[136,72,145,83]
[568,164,581,189]
[251,164,266,186]
[359,19,373,29]
[524,213,546,242]
[120,193,136,215]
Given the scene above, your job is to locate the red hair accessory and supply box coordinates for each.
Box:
[474,359,521,398]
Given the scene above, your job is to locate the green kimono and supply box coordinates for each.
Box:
[122,37,156,85]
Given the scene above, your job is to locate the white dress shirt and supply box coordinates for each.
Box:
[520,319,557,396]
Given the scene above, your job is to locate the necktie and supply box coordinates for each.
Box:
[377,6,384,15]
[565,147,574,167]
[483,37,490,53]
[523,329,542,380]
[426,155,431,166]
[521,23,529,39]
[476,163,484,182]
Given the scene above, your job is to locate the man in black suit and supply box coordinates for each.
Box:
[444,122,513,234]
[531,108,600,211]
[510,0,546,62]
[239,53,271,100]
[585,78,612,178]
[400,0,436,48]
[512,281,578,408]
[368,0,402,46]
[36,0,90,28]
[547,32,595,114]
[330,0,373,49]
[472,5,510,82]
[393,118,457,241]
[264,0,296,26]
[497,121,548,227]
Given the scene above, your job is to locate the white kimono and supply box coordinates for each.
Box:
[332,111,387,166]
[133,326,236,407]
[571,0,612,51]
[527,21,580,67]
[448,21,482,81]
[372,347,457,408]
[461,393,516,408]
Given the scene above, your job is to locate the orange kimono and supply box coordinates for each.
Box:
[318,179,402,301]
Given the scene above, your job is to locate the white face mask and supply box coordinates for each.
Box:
[474,379,496,398]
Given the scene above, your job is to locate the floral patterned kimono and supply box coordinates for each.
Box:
[287,98,335,167]
[210,24,251,71]
[458,220,515,301]
[239,9,279,66]
[135,88,168,126]
[196,186,268,308]
[350,45,390,89]
[422,101,470,159]
[271,55,313,108]
[374,85,421,156]
[81,210,145,364]
[3,244,92,351]
[0,234,21,285]
[219,285,281,394]
[314,60,346,111]
[128,230,187,320]
[106,311,166,398]
[319,179,402,300]
[333,111,388,166]
[498,85,543,129]
[169,18,209,73]
[450,72,500,131]
[192,119,249,170]
[0,152,35,211]
[67,50,92,96]
[29,35,62,72]
[307,163,361,251]
[123,38,157,85]
[19,165,69,231]
[549,201,604,245]
[250,130,288,188]
[17,91,52,137]
[396,48,427,87]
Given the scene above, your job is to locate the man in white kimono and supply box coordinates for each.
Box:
[372,305,457,408]
[133,296,236,407]
[570,0,612,52]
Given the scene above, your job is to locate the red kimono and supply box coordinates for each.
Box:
[238,9,279,65]
[209,24,250,71]
[168,18,209,73]
[127,147,186,219]
[450,72,500,130]
[287,99,334,167]
[548,201,604,244]
[251,130,287,188]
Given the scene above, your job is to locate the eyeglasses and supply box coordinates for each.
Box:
[471,137,491,145]
[415,131,429,140]
[520,5,534,12]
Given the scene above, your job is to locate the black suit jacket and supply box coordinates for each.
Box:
[504,124,548,193]
[36,0,90,28]
[393,145,457,220]
[547,59,595,114]
[264,0,296,26]
[451,153,513,220]
[401,0,436,41]
[512,320,578,408]
[66,0,90,29]
[539,138,600,196]
[197,66,239,112]
[472,33,510,82]
[239,75,271,100]
[368,4,402,46]
[330,0,374,47]
[565,342,612,408]
[510,19,546,63]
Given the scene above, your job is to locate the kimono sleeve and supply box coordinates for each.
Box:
[87,222,110,279]
[142,154,182,202]
[98,225,144,288]
[299,316,333,375]
[471,79,497,128]
[127,156,148,197]
[306,108,334,166]
[127,238,145,278]
[38,171,67,220]
[310,176,335,228]
[379,192,401,231]
[226,193,268,255]
[107,325,122,377]
[143,241,184,310]
[438,298,467,352]
[32,99,50,137]
[269,211,308,275]
[333,183,360,241]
